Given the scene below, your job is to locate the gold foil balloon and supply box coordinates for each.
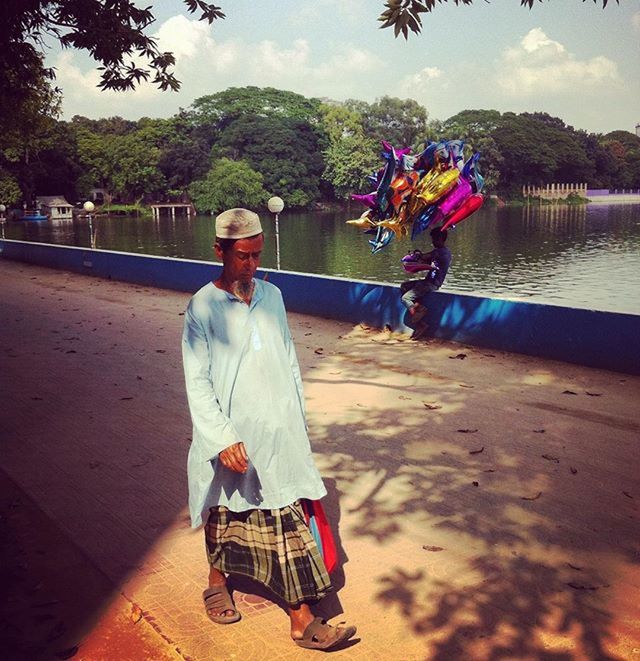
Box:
[346,210,376,228]
[416,167,459,205]
[375,217,403,233]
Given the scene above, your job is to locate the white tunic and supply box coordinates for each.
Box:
[182,278,326,527]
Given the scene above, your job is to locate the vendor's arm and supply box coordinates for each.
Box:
[414,249,437,270]
[182,305,242,462]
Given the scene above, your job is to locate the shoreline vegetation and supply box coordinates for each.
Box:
[2,87,639,216]
[71,192,640,219]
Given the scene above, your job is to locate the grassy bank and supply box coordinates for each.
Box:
[99,203,151,216]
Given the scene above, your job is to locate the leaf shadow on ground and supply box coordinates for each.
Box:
[306,356,637,660]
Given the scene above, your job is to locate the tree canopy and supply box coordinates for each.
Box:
[1,1,224,94]
[345,96,429,150]
[2,85,638,209]
[493,113,595,195]
[190,87,322,133]
[378,0,618,40]
[189,158,267,213]
[212,113,326,207]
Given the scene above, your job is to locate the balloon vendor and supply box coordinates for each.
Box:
[399,228,451,340]
[346,138,484,338]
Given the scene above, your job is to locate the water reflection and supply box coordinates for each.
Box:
[4,204,640,314]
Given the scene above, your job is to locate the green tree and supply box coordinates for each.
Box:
[0,168,22,207]
[190,87,322,133]
[440,109,505,192]
[30,121,83,202]
[0,52,61,205]
[574,131,613,189]
[493,113,594,195]
[2,2,224,94]
[319,104,367,143]
[319,102,380,200]
[600,131,640,188]
[1,2,222,194]
[213,114,326,208]
[70,118,119,202]
[441,109,503,137]
[158,112,211,197]
[345,96,428,149]
[323,135,381,200]
[189,158,266,213]
[109,120,168,202]
[70,115,170,203]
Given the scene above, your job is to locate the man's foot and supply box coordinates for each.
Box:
[293,617,357,651]
[290,602,316,641]
[203,583,241,624]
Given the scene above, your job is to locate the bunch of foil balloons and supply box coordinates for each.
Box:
[347,139,484,253]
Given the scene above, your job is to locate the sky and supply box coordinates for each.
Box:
[45,0,640,135]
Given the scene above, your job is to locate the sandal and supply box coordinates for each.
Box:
[202,585,241,624]
[294,617,357,651]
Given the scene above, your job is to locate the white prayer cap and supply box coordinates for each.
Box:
[215,208,262,239]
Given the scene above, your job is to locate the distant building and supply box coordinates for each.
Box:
[636,123,640,138]
[89,188,108,205]
[37,195,74,221]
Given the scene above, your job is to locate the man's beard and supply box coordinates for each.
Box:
[231,278,255,302]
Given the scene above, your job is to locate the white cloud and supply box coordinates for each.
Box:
[632,11,640,30]
[52,48,164,116]
[313,46,381,82]
[395,66,447,116]
[496,28,620,96]
[53,51,102,96]
[52,14,384,118]
[155,15,213,61]
[252,39,311,76]
[519,28,565,56]
[151,14,383,98]
[290,0,367,28]
[398,66,443,94]
[51,16,220,112]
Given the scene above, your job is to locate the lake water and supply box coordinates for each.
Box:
[4,202,640,315]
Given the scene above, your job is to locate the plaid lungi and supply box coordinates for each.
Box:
[204,500,333,607]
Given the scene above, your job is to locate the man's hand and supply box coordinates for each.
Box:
[219,442,248,473]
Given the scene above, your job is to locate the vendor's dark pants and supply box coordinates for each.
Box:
[400,279,438,310]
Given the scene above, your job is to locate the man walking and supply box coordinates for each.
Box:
[182,208,356,650]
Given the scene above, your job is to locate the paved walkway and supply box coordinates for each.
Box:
[1,259,639,660]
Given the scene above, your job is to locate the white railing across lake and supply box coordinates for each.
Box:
[524,184,640,200]
[522,183,587,200]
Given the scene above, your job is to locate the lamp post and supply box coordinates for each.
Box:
[84,200,95,248]
[267,196,284,270]
[0,204,6,239]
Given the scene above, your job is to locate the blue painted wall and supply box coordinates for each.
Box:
[1,239,639,374]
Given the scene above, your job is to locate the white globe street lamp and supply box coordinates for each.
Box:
[0,204,6,239]
[267,196,285,270]
[84,201,96,248]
